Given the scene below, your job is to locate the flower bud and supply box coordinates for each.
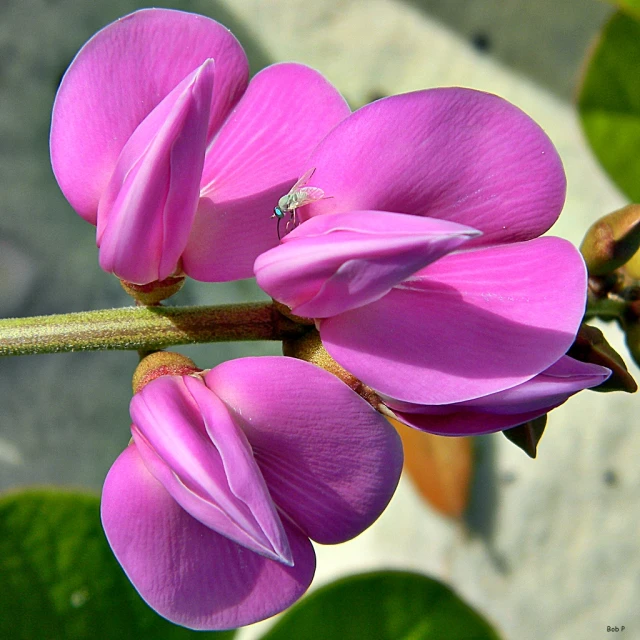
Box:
[120,274,185,306]
[623,245,640,280]
[283,329,381,408]
[272,300,316,326]
[580,204,640,276]
[284,329,356,385]
[132,351,200,394]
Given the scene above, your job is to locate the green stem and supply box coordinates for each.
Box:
[0,302,306,357]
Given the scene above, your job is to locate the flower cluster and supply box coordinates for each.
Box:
[51,7,610,631]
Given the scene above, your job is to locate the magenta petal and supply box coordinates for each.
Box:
[131,375,291,564]
[392,406,550,436]
[51,8,248,223]
[182,63,350,281]
[97,60,214,283]
[387,356,610,435]
[456,356,610,413]
[102,445,315,630]
[204,357,403,544]
[320,237,587,404]
[255,211,480,317]
[302,88,566,246]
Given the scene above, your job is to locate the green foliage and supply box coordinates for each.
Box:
[579,11,640,201]
[261,570,501,640]
[0,489,235,640]
[608,0,640,20]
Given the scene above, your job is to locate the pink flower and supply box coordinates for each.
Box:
[101,357,402,630]
[50,9,349,284]
[255,89,611,434]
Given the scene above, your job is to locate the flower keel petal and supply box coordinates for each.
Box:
[101,445,315,630]
[204,357,403,544]
[255,210,481,317]
[51,8,248,223]
[131,375,291,564]
[97,60,214,283]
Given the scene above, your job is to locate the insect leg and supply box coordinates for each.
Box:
[285,209,299,234]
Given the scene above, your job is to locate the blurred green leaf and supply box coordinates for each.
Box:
[605,0,640,20]
[260,570,501,640]
[0,489,235,640]
[579,11,640,201]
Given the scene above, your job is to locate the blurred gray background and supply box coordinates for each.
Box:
[2,2,638,640]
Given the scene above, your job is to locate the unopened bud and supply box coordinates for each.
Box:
[132,351,200,394]
[283,329,381,408]
[120,274,185,305]
[580,204,640,276]
[623,245,640,280]
[272,300,315,326]
[568,324,637,393]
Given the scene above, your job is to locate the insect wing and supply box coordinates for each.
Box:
[289,167,317,192]
[293,186,325,208]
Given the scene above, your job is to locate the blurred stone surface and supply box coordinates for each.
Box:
[1,1,637,640]
[401,0,611,100]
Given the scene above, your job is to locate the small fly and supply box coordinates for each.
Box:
[273,168,325,239]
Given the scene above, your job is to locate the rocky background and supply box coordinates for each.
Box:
[1,2,637,639]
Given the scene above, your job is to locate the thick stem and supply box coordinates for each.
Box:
[0,302,307,357]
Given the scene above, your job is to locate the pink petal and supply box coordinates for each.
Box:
[182,63,350,281]
[97,60,214,284]
[102,445,315,630]
[392,407,549,436]
[131,375,291,564]
[457,356,610,413]
[204,357,403,544]
[387,356,610,435]
[301,88,566,246]
[51,8,248,224]
[320,237,587,404]
[255,210,480,317]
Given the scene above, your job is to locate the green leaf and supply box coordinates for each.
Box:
[605,0,640,20]
[578,11,640,201]
[0,489,235,640]
[260,570,501,640]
